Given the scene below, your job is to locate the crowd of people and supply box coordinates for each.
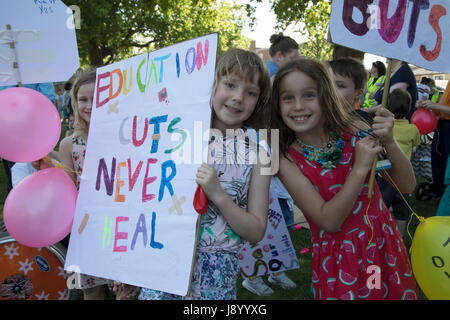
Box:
[1,32,449,300]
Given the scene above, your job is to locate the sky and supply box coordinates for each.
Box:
[237,0,383,70]
[239,0,304,49]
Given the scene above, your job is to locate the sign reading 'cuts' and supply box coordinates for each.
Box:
[330,0,450,73]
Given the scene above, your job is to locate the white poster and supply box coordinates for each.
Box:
[0,0,79,85]
[330,0,450,73]
[239,193,299,278]
[65,33,218,296]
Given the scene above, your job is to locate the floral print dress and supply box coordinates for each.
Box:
[139,128,258,300]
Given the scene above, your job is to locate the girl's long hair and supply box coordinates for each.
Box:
[71,67,97,135]
[211,48,271,130]
[269,58,356,154]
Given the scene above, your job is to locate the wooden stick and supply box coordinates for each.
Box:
[367,58,392,198]
[6,24,22,87]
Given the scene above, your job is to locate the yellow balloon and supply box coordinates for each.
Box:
[410,216,450,300]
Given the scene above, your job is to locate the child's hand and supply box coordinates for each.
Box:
[30,157,54,171]
[417,99,439,113]
[196,163,224,203]
[113,281,140,300]
[354,136,383,173]
[372,107,395,147]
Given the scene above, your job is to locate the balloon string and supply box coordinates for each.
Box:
[377,161,425,244]
[365,195,374,249]
[44,156,81,175]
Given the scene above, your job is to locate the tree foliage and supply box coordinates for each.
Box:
[298,1,332,60]
[64,0,250,66]
[246,0,363,60]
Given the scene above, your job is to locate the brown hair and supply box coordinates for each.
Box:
[71,67,97,135]
[270,57,358,153]
[387,88,412,119]
[329,58,367,91]
[269,33,299,58]
[211,48,271,129]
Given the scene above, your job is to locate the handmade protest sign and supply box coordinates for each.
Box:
[239,193,299,278]
[64,33,218,296]
[0,0,79,85]
[330,0,450,73]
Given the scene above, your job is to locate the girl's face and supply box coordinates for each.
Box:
[212,73,260,133]
[77,81,95,123]
[278,48,299,67]
[279,70,326,139]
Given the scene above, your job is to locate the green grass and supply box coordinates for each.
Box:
[0,151,440,300]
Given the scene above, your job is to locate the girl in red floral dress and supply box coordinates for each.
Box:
[270,58,418,300]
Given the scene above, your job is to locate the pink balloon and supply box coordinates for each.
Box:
[0,87,61,162]
[4,168,77,248]
[411,108,438,135]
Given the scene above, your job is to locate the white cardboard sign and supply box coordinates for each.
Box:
[65,33,218,296]
[0,0,79,85]
[239,193,299,278]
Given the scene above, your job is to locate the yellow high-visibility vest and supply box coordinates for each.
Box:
[431,90,440,103]
[363,75,385,108]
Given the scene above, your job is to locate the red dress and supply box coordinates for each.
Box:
[287,131,418,300]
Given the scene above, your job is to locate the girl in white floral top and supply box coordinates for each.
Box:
[137,48,272,300]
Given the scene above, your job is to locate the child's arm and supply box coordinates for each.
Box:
[59,135,77,185]
[196,161,270,244]
[279,135,382,233]
[372,108,416,194]
[418,99,450,115]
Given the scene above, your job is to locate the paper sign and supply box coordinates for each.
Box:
[330,0,450,73]
[64,33,218,296]
[239,193,299,278]
[0,0,79,85]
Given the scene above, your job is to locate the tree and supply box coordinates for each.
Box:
[298,1,332,60]
[246,0,364,60]
[64,0,251,66]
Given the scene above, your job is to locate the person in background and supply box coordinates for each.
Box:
[370,59,418,121]
[266,33,299,79]
[427,79,441,103]
[362,61,386,109]
[417,77,431,101]
[417,80,450,200]
[436,155,450,216]
[0,82,56,105]
[378,89,420,235]
[61,82,75,136]
[329,58,373,125]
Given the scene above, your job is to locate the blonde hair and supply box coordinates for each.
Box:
[270,57,361,153]
[211,48,271,129]
[71,67,97,135]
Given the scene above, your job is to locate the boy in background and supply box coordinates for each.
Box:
[329,58,373,125]
[379,89,420,235]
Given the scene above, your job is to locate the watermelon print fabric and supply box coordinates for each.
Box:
[286,130,419,300]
